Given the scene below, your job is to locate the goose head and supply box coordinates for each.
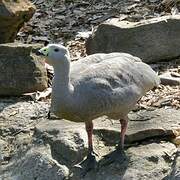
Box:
[39,44,70,66]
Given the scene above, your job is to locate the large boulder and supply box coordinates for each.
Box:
[0,0,35,43]
[86,15,180,63]
[0,43,48,95]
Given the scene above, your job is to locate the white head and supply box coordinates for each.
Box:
[39,44,70,66]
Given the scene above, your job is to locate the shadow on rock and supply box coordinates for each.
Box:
[163,149,180,180]
[71,150,129,180]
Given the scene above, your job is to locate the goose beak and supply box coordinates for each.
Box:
[37,47,49,57]
[36,49,44,56]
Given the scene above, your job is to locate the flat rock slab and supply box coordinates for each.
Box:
[0,0,35,43]
[159,72,180,86]
[0,43,48,95]
[94,108,180,144]
[86,15,180,63]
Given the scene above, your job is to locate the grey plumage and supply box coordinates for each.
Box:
[40,45,160,122]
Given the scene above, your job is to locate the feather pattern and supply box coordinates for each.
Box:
[68,53,159,120]
[40,45,160,122]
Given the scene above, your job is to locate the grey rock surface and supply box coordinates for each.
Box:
[163,148,180,180]
[82,142,177,180]
[1,145,69,180]
[35,120,88,165]
[0,43,48,95]
[159,72,180,86]
[93,108,180,144]
[0,0,35,43]
[86,15,180,63]
[0,138,8,162]
[0,97,179,180]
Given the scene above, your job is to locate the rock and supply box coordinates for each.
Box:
[0,97,49,137]
[35,120,88,165]
[0,138,8,162]
[159,72,180,85]
[0,0,36,43]
[0,43,48,95]
[127,108,180,142]
[93,108,180,144]
[172,136,180,145]
[1,98,179,180]
[163,148,180,180]
[72,142,177,180]
[3,145,70,180]
[86,15,180,63]
[35,108,180,165]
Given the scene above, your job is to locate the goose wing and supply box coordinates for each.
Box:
[70,53,160,118]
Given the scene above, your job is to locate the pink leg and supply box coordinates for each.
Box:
[74,121,97,175]
[85,121,93,153]
[119,117,128,149]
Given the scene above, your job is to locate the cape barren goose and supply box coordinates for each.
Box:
[39,44,160,173]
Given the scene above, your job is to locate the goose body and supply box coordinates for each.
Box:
[39,44,160,171]
[51,52,159,122]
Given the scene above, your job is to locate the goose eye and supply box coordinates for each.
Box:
[54,48,59,52]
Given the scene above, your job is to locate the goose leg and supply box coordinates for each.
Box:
[86,121,93,153]
[74,121,98,176]
[100,117,128,166]
[118,117,128,150]
[47,111,51,119]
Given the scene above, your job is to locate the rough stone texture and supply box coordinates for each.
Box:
[172,137,180,145]
[81,142,178,180]
[0,97,179,180]
[0,0,35,43]
[35,120,88,165]
[159,72,180,86]
[92,108,180,145]
[35,108,180,146]
[35,108,180,160]
[1,145,70,180]
[163,148,180,180]
[0,97,49,136]
[86,15,180,63]
[0,43,48,95]
[0,138,8,162]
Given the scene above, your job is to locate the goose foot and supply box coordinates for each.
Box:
[100,147,127,167]
[74,152,98,177]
